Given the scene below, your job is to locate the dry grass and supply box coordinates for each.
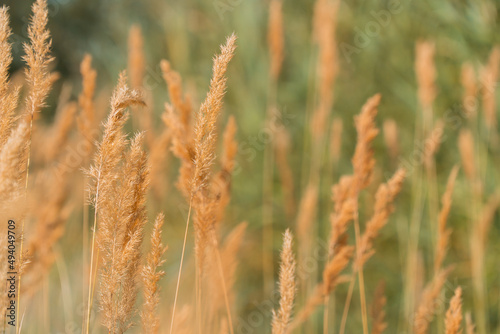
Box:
[0,1,499,333]
[272,230,296,334]
[445,287,463,334]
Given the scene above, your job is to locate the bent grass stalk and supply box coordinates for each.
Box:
[211,230,235,334]
[85,199,99,334]
[169,199,192,334]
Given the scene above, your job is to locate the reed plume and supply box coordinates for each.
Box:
[351,94,381,193]
[141,213,167,334]
[0,6,18,148]
[18,2,54,325]
[88,74,144,211]
[272,229,296,334]
[445,287,463,334]
[86,73,145,333]
[169,34,236,334]
[23,0,54,118]
[190,34,236,270]
[192,34,237,197]
[98,132,150,333]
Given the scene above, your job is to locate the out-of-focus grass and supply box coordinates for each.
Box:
[8,0,500,333]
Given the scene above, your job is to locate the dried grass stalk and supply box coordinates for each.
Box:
[88,73,144,210]
[141,213,167,334]
[445,287,463,334]
[191,34,236,270]
[87,74,145,333]
[272,229,296,334]
[192,34,237,196]
[98,132,150,333]
[351,94,381,194]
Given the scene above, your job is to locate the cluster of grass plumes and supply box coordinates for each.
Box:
[2,0,500,333]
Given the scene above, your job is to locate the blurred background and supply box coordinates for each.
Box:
[5,0,500,333]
